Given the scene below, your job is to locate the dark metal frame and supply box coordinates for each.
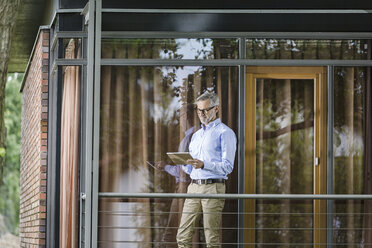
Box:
[46,8,88,248]
[46,60,63,248]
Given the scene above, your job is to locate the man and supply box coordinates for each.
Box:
[176,92,237,248]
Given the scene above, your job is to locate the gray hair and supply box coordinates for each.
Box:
[196,91,220,107]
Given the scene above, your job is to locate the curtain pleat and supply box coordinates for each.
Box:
[127,67,136,187]
[153,67,162,192]
[98,64,113,242]
[302,82,313,246]
[256,79,264,244]
[99,65,112,192]
[139,68,151,247]
[344,68,355,247]
[280,80,292,245]
[60,39,81,248]
[216,68,223,119]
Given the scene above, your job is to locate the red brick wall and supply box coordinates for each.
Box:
[20,29,49,248]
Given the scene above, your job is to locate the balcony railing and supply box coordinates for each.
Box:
[97,193,372,247]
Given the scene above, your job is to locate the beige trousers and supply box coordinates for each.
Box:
[176,183,225,248]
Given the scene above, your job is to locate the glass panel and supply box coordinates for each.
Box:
[98,66,239,247]
[60,0,88,9]
[101,38,239,59]
[58,14,83,31]
[59,38,82,59]
[333,67,372,246]
[255,78,314,246]
[246,39,369,60]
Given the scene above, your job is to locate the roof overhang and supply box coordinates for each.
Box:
[8,0,55,73]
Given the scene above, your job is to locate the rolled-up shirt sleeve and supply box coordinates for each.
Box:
[202,130,236,176]
[164,165,180,177]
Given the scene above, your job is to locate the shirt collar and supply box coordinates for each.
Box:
[202,118,221,130]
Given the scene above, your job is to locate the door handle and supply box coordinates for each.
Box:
[315,157,320,166]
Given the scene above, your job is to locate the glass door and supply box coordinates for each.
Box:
[245,67,327,247]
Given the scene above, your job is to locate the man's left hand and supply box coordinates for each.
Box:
[187,159,204,169]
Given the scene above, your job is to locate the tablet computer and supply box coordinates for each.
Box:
[166,152,193,165]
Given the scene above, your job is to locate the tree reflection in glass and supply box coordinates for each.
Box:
[333,67,372,246]
[255,79,314,247]
[246,39,369,60]
[101,38,239,60]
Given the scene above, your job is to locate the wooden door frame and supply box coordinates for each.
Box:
[244,66,327,248]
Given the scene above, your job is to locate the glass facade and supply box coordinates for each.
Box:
[94,37,372,246]
[50,7,372,246]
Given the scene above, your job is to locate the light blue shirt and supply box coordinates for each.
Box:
[182,118,237,180]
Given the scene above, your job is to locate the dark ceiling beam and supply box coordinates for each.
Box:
[102,13,372,32]
[102,0,372,9]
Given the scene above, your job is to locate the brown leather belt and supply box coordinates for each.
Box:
[191,179,226,185]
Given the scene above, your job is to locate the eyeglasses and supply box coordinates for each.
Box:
[196,106,216,115]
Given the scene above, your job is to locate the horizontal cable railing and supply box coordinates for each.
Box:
[99,192,372,199]
[97,193,372,247]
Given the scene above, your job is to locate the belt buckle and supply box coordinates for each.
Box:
[197,179,202,185]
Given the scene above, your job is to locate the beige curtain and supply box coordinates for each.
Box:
[60,39,81,248]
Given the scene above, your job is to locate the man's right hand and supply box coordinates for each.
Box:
[187,159,204,169]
